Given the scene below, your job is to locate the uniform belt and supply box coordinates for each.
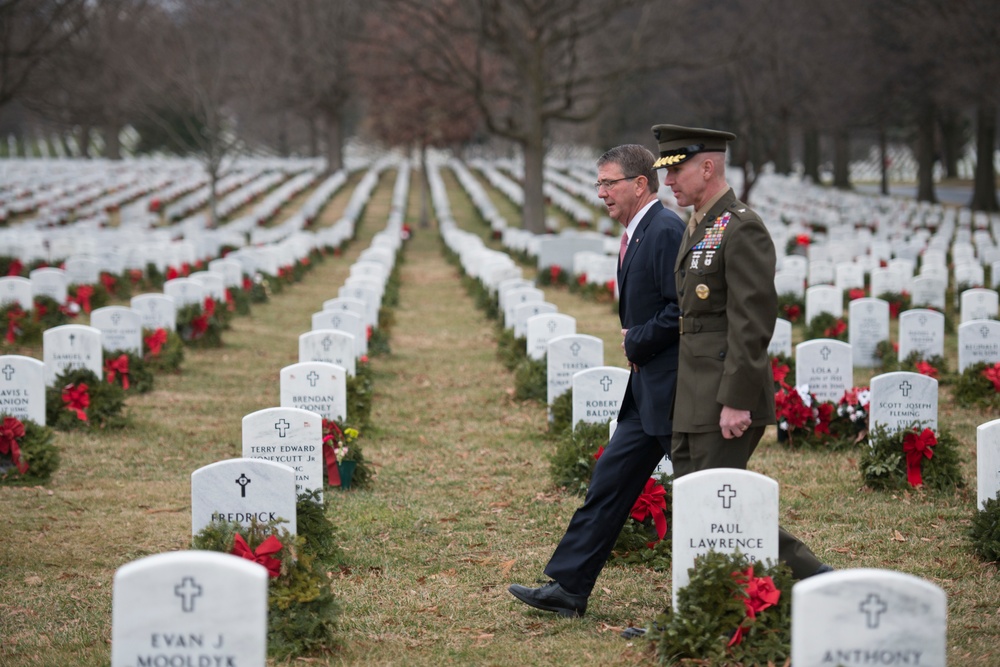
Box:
[678,315,728,334]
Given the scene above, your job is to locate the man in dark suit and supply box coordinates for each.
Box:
[654,123,830,580]
[508,144,685,617]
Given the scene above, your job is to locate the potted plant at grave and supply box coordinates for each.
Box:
[321,419,373,489]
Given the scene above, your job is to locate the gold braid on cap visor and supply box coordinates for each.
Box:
[653,153,687,168]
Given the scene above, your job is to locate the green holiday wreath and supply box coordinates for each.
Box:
[860,423,964,492]
[549,389,573,435]
[609,473,673,571]
[45,367,127,430]
[192,492,343,659]
[954,361,1000,409]
[805,312,847,342]
[103,349,155,394]
[0,416,59,484]
[548,420,609,495]
[649,551,793,666]
[514,356,546,402]
[142,327,185,373]
[968,491,1000,564]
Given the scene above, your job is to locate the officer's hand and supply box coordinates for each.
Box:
[720,406,751,440]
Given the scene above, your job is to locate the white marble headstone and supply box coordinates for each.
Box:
[672,469,779,608]
[242,407,324,498]
[503,287,544,329]
[0,355,45,425]
[977,418,1000,509]
[279,362,347,423]
[795,339,852,403]
[848,298,889,368]
[898,309,945,360]
[111,551,268,667]
[42,324,103,386]
[805,284,843,324]
[791,569,946,667]
[191,458,297,535]
[546,334,604,407]
[960,288,999,324]
[957,320,1000,372]
[910,276,946,310]
[0,276,33,310]
[774,271,804,298]
[868,371,938,435]
[513,301,558,340]
[91,306,143,355]
[189,271,227,302]
[299,330,356,376]
[571,366,629,429]
[30,267,68,304]
[131,293,178,332]
[768,318,793,358]
[64,256,100,286]
[163,278,205,310]
[526,313,576,361]
[311,310,366,358]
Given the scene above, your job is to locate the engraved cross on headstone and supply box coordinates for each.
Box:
[600,375,613,391]
[174,576,203,613]
[717,484,737,509]
[898,380,912,397]
[918,315,927,326]
[307,371,320,387]
[111,312,121,325]
[820,346,831,361]
[981,325,991,339]
[331,315,342,328]
[321,336,333,351]
[547,320,558,333]
[69,333,76,347]
[570,342,581,357]
[859,593,888,629]
[274,418,291,437]
[1,364,14,381]
[235,473,251,497]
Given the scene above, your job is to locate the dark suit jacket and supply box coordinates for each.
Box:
[618,200,685,436]
[672,188,777,433]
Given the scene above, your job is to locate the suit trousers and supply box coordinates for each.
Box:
[544,403,671,597]
[671,427,823,580]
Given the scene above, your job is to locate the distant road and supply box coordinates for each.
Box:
[854,182,999,208]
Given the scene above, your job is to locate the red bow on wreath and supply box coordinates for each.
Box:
[0,416,28,474]
[728,565,781,646]
[902,428,936,487]
[5,306,25,343]
[61,383,90,421]
[73,285,94,314]
[630,478,668,540]
[982,363,1000,393]
[105,354,130,390]
[145,328,168,357]
[231,534,283,578]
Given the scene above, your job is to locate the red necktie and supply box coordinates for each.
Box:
[619,231,629,268]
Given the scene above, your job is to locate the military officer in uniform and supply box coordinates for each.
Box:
[654,123,830,580]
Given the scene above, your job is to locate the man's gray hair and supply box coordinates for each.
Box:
[597,144,659,195]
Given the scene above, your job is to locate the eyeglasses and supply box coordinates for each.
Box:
[593,175,638,191]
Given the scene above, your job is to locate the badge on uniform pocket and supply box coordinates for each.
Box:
[696,284,710,299]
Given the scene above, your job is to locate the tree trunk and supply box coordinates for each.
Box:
[104,124,121,160]
[521,133,547,234]
[915,102,937,203]
[803,128,820,183]
[277,113,289,158]
[419,143,430,229]
[937,109,963,180]
[324,111,343,173]
[208,162,220,229]
[773,110,791,175]
[78,125,92,159]
[308,117,319,158]
[879,127,889,196]
[970,102,999,212]
[832,129,851,190]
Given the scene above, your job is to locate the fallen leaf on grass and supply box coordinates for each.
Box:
[892,530,907,542]
[598,622,624,634]
[24,576,42,586]
[144,507,187,514]
[499,558,516,577]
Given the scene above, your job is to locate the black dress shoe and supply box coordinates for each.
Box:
[808,564,835,577]
[508,581,587,618]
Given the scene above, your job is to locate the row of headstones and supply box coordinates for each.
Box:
[671,467,948,664]
[109,166,413,665]
[775,250,1000,301]
[768,306,1000,372]
[792,282,998,326]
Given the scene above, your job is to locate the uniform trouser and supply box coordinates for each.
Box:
[544,403,671,597]
[671,426,822,580]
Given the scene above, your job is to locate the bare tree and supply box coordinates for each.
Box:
[0,0,88,110]
[378,0,659,233]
